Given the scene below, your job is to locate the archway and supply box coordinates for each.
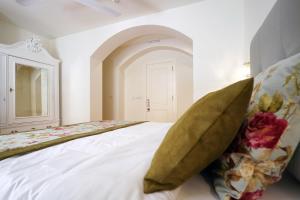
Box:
[90,25,193,121]
[103,46,192,120]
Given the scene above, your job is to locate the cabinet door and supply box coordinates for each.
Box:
[8,56,55,125]
[0,54,7,128]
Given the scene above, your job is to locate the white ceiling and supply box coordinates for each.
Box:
[0,0,202,38]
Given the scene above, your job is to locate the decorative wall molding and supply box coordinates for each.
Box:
[26,37,42,53]
[0,39,59,65]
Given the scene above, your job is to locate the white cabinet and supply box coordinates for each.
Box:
[0,39,60,134]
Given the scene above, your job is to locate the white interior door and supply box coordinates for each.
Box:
[146,61,175,122]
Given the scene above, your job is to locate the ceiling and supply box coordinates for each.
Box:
[0,0,202,38]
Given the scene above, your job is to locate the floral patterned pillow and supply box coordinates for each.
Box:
[212,53,300,200]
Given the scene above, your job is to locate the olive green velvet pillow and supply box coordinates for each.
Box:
[144,78,254,194]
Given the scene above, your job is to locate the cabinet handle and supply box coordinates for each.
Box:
[9,88,14,92]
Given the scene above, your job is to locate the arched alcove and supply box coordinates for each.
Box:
[90,25,193,121]
[103,45,192,120]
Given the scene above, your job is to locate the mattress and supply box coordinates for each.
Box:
[0,122,299,200]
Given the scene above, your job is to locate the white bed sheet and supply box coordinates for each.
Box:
[0,122,213,200]
[0,122,299,200]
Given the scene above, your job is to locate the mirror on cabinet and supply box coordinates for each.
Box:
[7,56,55,126]
[15,64,48,118]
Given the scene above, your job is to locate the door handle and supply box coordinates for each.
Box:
[146,99,150,112]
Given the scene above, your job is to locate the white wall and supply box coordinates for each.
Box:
[55,0,245,125]
[0,0,278,125]
[175,56,193,118]
[244,0,277,61]
[124,49,192,121]
[0,15,55,56]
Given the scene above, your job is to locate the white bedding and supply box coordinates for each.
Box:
[0,122,214,200]
[0,122,299,200]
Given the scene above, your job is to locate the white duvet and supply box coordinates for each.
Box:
[0,122,215,200]
[1,122,298,200]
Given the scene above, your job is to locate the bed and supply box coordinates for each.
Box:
[1,0,300,199]
[1,121,299,200]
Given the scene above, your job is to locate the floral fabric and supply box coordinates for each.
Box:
[0,121,139,156]
[213,53,300,200]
